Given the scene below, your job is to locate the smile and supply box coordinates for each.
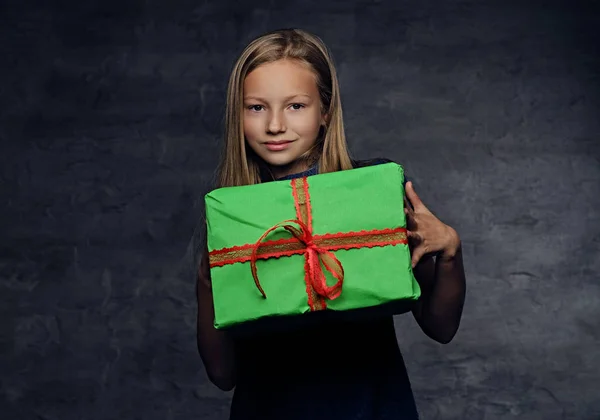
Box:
[264,140,294,151]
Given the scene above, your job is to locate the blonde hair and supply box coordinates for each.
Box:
[216,28,353,187]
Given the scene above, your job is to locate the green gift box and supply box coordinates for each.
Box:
[205,162,421,330]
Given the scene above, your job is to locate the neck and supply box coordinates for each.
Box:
[261,150,320,179]
[269,160,312,179]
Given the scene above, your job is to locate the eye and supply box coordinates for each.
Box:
[290,103,305,110]
[247,105,264,112]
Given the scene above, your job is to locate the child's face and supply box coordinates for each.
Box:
[243,59,326,178]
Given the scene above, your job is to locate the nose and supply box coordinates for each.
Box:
[267,110,286,134]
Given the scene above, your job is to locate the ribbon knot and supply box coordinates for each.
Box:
[250,218,345,304]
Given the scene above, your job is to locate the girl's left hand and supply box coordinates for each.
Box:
[404,181,461,268]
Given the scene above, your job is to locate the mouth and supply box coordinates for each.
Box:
[263,140,294,151]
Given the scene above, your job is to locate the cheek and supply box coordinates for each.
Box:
[296,109,322,135]
[243,115,261,142]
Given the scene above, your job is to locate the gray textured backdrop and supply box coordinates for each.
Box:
[1,0,599,419]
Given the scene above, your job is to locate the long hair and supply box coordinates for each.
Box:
[216,28,353,187]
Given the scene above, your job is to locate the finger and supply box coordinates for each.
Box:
[405,181,428,213]
[407,230,420,240]
[404,197,413,212]
[404,199,414,224]
[405,210,417,230]
[407,231,422,251]
[411,245,425,269]
[404,197,416,227]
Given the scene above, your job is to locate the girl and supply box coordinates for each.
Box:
[196,28,466,420]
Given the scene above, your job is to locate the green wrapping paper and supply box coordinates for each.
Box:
[205,162,421,330]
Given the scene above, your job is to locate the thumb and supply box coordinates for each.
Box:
[405,181,426,212]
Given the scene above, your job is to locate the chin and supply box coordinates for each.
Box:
[258,152,299,168]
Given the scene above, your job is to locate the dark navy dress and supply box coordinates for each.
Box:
[228,158,420,420]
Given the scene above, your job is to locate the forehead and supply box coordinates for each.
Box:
[243,59,318,98]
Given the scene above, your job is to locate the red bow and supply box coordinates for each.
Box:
[250,218,344,301]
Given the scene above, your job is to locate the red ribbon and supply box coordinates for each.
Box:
[250,218,344,302]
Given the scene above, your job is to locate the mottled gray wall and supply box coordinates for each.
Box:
[1,0,599,419]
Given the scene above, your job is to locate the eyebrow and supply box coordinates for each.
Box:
[243,94,312,102]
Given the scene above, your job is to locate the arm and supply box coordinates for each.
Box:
[402,179,466,344]
[196,241,237,391]
[411,230,466,344]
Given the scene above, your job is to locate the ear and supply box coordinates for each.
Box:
[321,112,329,127]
